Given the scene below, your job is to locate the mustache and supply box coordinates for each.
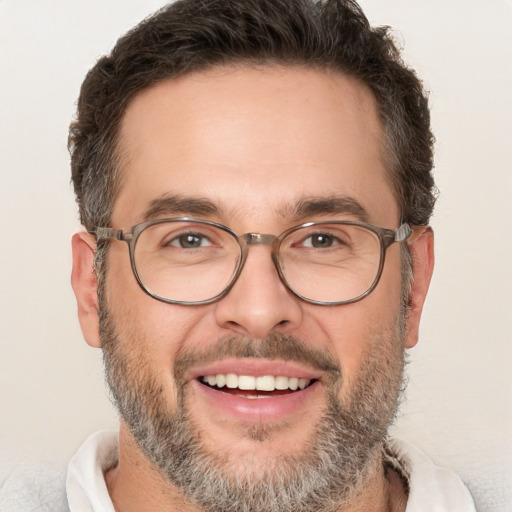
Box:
[173,333,341,384]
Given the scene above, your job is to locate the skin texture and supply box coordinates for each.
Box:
[71,65,434,511]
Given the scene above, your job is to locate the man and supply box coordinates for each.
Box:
[68,0,476,510]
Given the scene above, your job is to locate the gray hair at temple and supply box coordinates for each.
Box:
[69,0,436,235]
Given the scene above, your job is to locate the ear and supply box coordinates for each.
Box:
[71,232,101,348]
[404,227,435,349]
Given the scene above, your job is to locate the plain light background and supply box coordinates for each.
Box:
[0,1,510,510]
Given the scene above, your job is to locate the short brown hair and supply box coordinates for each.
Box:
[69,0,435,233]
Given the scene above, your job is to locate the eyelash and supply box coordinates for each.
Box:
[165,231,214,248]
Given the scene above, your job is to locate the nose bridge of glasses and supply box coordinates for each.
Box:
[238,232,278,249]
[236,232,281,275]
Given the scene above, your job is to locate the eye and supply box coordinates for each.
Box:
[301,233,340,248]
[167,232,213,249]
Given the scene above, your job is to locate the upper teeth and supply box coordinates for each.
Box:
[201,374,310,391]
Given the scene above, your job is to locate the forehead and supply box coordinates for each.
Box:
[113,65,398,228]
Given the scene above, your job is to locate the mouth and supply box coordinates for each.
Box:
[199,373,315,399]
[190,360,322,422]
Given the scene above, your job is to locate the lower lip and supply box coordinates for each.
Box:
[192,379,321,422]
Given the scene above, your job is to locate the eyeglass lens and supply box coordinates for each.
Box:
[133,220,382,304]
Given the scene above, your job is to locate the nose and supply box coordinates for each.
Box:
[214,245,303,339]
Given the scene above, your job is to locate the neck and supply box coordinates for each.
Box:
[335,453,408,512]
[106,426,407,512]
[105,424,193,511]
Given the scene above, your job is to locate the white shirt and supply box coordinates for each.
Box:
[66,430,476,512]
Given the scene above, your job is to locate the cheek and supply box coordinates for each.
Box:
[308,257,404,393]
[105,250,217,374]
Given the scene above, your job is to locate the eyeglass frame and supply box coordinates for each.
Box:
[95,217,425,307]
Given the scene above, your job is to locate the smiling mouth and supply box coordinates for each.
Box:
[199,374,315,399]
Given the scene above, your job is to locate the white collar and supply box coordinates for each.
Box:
[66,430,475,512]
[386,438,475,512]
[66,430,117,512]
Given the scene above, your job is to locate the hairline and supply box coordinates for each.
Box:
[107,60,401,233]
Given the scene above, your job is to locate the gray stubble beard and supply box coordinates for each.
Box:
[100,307,406,512]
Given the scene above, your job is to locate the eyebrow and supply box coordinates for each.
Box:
[289,196,370,223]
[141,193,370,224]
[142,194,221,221]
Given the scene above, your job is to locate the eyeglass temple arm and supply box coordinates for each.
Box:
[395,223,412,242]
[406,225,432,245]
[94,227,133,242]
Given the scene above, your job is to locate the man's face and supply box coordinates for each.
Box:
[92,65,419,509]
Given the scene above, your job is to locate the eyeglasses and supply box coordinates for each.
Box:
[95,218,419,306]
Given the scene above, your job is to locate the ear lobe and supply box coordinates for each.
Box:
[404,227,435,349]
[71,232,101,348]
